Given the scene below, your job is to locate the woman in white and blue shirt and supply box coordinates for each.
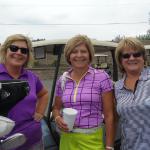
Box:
[115,37,150,150]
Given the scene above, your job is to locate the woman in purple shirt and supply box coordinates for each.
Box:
[0,34,48,150]
[53,35,115,150]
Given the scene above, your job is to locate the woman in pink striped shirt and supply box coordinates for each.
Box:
[53,34,115,150]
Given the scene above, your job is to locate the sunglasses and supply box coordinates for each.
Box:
[9,45,29,55]
[121,52,143,59]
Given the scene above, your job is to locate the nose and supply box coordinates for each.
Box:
[16,49,22,54]
[76,51,82,57]
[129,54,135,60]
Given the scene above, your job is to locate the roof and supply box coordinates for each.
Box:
[145,45,150,50]
[94,54,108,57]
[32,39,117,48]
[32,39,150,52]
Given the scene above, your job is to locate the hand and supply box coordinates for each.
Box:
[55,116,69,132]
[105,146,114,150]
[33,112,43,122]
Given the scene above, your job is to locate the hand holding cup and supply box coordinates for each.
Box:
[63,108,78,131]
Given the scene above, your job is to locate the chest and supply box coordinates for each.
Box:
[62,79,102,104]
[116,80,150,116]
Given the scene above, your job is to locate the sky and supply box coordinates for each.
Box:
[0,0,150,43]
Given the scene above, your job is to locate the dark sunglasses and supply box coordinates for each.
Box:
[121,52,143,59]
[9,45,29,55]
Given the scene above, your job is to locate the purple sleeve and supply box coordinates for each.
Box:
[55,77,63,97]
[36,76,43,93]
[99,71,113,93]
[26,70,44,94]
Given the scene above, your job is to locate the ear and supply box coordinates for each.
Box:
[68,56,71,65]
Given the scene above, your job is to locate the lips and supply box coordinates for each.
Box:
[75,59,86,62]
[12,56,24,61]
[127,61,138,65]
[12,53,25,60]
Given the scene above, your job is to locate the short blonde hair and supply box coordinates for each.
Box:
[0,34,33,67]
[64,34,95,65]
[115,37,147,73]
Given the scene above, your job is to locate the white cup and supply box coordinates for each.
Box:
[63,108,78,131]
[0,116,15,137]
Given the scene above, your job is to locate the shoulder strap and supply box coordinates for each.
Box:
[60,72,68,91]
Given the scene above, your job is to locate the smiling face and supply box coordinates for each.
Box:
[121,46,144,75]
[5,41,29,68]
[69,43,90,70]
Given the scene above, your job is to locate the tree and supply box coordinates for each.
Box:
[112,35,125,42]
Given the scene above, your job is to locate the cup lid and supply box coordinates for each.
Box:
[63,108,78,115]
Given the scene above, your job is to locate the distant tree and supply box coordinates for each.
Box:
[137,12,150,40]
[112,35,125,42]
[137,30,150,40]
[147,12,150,34]
[147,29,150,35]
[32,38,45,42]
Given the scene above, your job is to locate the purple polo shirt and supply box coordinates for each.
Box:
[0,64,43,150]
[56,67,113,128]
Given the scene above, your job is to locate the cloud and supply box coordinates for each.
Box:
[0,0,149,43]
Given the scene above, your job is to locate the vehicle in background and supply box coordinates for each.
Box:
[32,39,119,150]
[32,39,150,150]
[94,54,111,76]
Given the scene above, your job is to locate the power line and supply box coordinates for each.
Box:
[0,4,118,6]
[0,3,149,7]
[0,22,148,26]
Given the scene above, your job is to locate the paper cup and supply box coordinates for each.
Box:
[63,108,78,131]
[0,116,15,137]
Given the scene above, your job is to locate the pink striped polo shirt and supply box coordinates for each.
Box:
[56,66,113,128]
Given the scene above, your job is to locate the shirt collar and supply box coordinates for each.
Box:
[0,64,6,73]
[116,67,150,90]
[139,67,150,81]
[67,66,93,76]
[0,63,27,77]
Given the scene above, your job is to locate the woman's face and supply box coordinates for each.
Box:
[121,47,144,75]
[69,43,90,70]
[5,41,29,68]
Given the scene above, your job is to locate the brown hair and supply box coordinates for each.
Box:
[64,34,95,65]
[115,37,147,73]
[0,34,33,67]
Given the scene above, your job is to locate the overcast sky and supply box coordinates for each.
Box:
[0,0,150,43]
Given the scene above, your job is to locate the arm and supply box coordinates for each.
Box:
[34,87,49,121]
[102,90,116,150]
[52,96,68,132]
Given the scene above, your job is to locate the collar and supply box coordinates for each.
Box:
[115,67,150,90]
[0,63,28,77]
[0,64,7,73]
[66,66,93,77]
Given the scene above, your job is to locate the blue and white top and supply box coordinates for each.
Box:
[115,67,150,150]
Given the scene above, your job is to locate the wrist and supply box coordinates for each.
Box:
[106,146,114,150]
[55,116,61,122]
[35,112,43,116]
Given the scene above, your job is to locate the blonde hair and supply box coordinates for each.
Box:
[115,37,147,73]
[64,34,95,65]
[0,34,33,67]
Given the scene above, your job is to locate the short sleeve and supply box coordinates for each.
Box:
[99,71,113,93]
[55,76,63,97]
[36,76,44,93]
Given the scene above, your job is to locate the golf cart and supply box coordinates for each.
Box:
[32,39,120,150]
[94,53,111,76]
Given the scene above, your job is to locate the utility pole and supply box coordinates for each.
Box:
[149,12,150,25]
